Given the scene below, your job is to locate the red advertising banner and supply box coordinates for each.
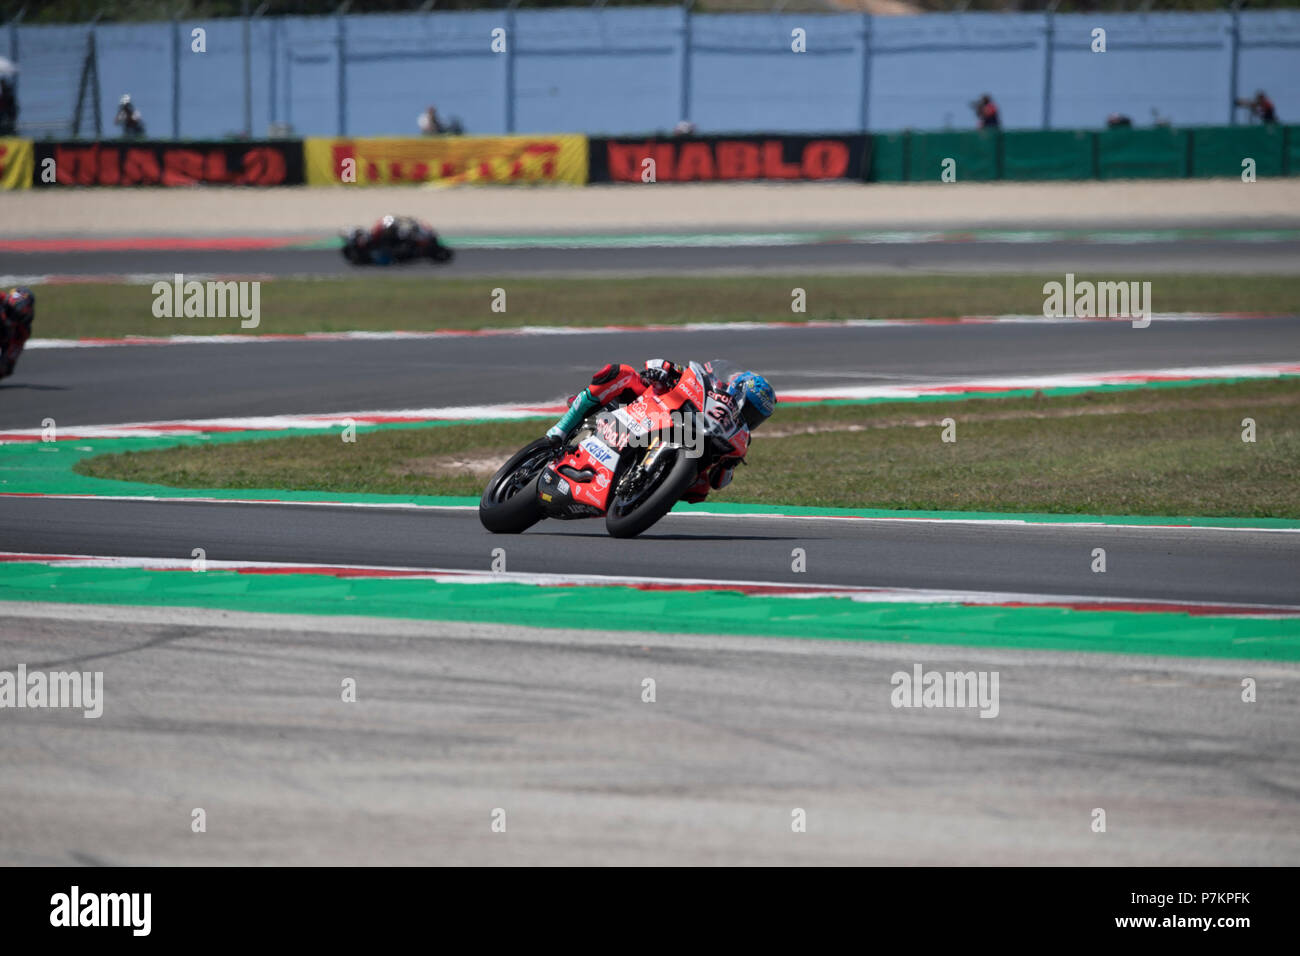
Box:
[589,134,869,183]
[32,141,305,187]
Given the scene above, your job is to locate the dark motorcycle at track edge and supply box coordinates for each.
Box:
[341,216,454,266]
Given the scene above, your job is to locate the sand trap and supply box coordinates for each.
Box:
[4,178,1298,238]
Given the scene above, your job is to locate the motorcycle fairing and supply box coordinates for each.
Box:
[538,432,620,518]
[536,363,713,520]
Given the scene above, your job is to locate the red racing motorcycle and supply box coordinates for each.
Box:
[479,360,751,539]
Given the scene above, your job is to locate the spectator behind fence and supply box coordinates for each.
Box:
[971,93,999,130]
[0,77,16,135]
[1106,113,1133,128]
[418,105,463,136]
[1235,90,1278,124]
[115,94,145,138]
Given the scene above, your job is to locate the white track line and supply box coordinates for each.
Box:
[3,362,1297,442]
[2,492,1296,534]
[23,312,1296,350]
[4,551,1296,615]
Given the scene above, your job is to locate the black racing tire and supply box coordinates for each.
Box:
[342,242,372,266]
[604,448,699,539]
[479,438,552,534]
[429,244,454,263]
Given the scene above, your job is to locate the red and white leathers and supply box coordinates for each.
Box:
[547,360,744,504]
[680,456,740,504]
[587,362,651,406]
[546,360,669,440]
[0,288,34,380]
[681,379,746,503]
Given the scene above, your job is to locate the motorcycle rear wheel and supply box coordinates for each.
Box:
[479,438,552,534]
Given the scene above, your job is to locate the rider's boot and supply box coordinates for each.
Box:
[546,388,601,441]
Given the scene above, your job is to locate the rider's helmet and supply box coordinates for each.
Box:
[5,287,34,328]
[119,94,132,107]
[727,371,776,430]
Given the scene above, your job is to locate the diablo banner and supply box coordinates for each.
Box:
[305,135,588,186]
[0,138,34,189]
[31,141,304,187]
[589,133,869,183]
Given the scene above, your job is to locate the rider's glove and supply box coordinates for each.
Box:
[640,359,682,392]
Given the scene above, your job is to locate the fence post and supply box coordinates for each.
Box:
[7,7,20,108]
[505,0,520,134]
[1227,3,1241,125]
[1042,1,1058,130]
[858,14,871,132]
[268,17,276,128]
[336,8,347,136]
[680,1,694,125]
[242,0,253,137]
[286,37,293,131]
[171,17,180,138]
[91,28,101,138]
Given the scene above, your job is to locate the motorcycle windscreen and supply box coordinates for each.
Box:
[701,358,744,390]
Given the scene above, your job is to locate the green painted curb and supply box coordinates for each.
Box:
[1,563,1296,661]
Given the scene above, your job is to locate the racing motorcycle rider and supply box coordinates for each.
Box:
[545,359,776,504]
[0,287,35,381]
[371,214,415,249]
[345,215,416,264]
[345,215,447,264]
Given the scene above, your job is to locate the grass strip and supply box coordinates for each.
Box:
[32,273,1300,338]
[73,379,1300,518]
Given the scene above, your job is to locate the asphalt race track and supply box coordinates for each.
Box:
[5,316,1299,428]
[4,237,1300,279]
[2,242,1299,866]
[4,318,1299,611]
[5,496,1299,608]
[3,604,1296,866]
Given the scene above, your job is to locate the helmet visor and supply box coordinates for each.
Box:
[741,401,769,430]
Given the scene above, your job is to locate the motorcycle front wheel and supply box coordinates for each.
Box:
[604,448,699,539]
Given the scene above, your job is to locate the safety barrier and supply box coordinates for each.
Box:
[867,125,1298,182]
[587,134,870,183]
[303,135,587,187]
[12,139,304,187]
[2,126,1296,188]
[0,138,33,189]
